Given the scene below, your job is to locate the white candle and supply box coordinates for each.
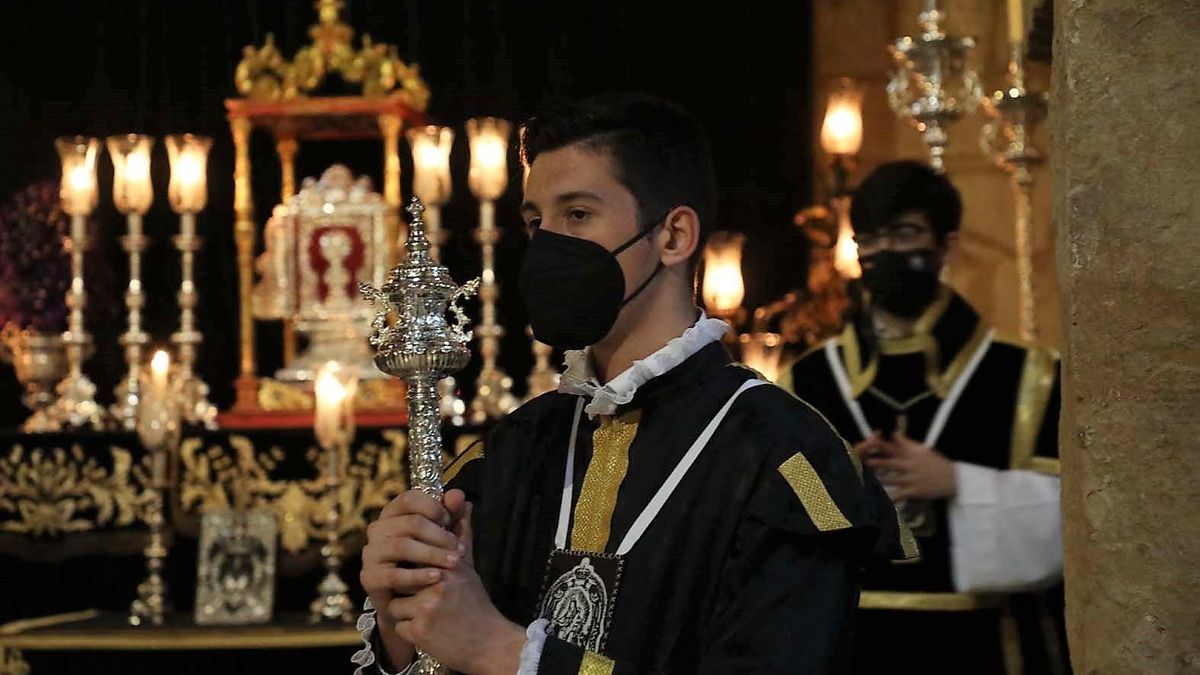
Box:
[315,362,349,450]
[150,350,170,400]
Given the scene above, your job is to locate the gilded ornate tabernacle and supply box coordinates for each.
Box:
[252,165,389,383]
[226,0,428,416]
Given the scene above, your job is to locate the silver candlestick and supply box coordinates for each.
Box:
[172,212,218,428]
[108,133,156,431]
[981,43,1048,343]
[887,0,983,172]
[47,136,108,431]
[525,326,559,402]
[131,352,181,626]
[165,133,218,429]
[469,200,519,423]
[111,212,151,430]
[361,196,480,675]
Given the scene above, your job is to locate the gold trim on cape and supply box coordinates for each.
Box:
[578,650,616,675]
[1010,348,1057,473]
[571,412,641,552]
[836,287,994,399]
[777,452,852,532]
[895,508,922,561]
[858,591,1003,611]
[442,442,484,485]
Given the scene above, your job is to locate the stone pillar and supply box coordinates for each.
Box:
[1052,1,1200,673]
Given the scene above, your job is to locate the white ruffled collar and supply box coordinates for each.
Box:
[557,311,729,418]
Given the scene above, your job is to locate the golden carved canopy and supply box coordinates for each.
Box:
[234,0,430,109]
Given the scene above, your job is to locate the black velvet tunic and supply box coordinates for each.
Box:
[782,289,1068,675]
[436,342,909,674]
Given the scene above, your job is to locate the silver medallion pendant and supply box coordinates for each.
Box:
[537,549,624,652]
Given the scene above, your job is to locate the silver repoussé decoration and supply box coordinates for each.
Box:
[360,196,479,675]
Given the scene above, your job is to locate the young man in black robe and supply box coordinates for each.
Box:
[781,161,1068,674]
[353,95,912,675]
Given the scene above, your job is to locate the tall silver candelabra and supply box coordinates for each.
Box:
[47,211,108,430]
[112,211,150,430]
[130,362,181,626]
[361,197,480,675]
[525,326,559,402]
[311,411,355,623]
[172,212,218,428]
[981,44,1048,343]
[887,0,983,172]
[470,200,519,423]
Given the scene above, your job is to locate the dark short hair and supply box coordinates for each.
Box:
[850,160,962,242]
[519,93,717,268]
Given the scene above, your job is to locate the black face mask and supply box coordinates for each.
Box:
[518,215,666,350]
[859,249,940,318]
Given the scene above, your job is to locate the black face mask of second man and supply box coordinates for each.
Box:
[518,213,668,350]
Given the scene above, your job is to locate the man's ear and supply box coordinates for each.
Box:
[659,206,701,267]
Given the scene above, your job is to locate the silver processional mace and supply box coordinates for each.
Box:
[361,197,480,675]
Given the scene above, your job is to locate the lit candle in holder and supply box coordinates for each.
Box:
[407,125,454,262]
[151,350,170,400]
[702,232,746,321]
[311,360,357,623]
[466,117,518,423]
[165,134,217,427]
[409,125,454,206]
[314,362,357,451]
[166,134,211,214]
[820,79,864,158]
[46,136,107,430]
[110,135,155,214]
[57,137,100,216]
[833,207,861,279]
[467,117,510,201]
[108,134,156,429]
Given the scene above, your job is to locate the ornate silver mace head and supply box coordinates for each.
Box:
[360,198,480,380]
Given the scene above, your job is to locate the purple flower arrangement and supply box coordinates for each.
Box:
[0,181,117,333]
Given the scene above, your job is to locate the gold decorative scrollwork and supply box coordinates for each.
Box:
[0,647,29,675]
[234,0,430,107]
[257,378,406,412]
[0,445,149,537]
[257,379,315,411]
[179,432,408,556]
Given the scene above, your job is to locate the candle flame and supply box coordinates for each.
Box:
[821,79,864,156]
[151,350,170,376]
[702,233,746,314]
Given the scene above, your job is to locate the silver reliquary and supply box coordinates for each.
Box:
[252,164,389,382]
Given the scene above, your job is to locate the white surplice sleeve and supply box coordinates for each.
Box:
[948,462,1063,593]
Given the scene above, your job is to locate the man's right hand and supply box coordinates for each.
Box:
[360,489,467,671]
[851,431,884,459]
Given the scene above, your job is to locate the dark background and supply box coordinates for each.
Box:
[0,0,815,424]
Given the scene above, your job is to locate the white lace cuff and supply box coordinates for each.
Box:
[351,598,416,675]
[517,619,550,675]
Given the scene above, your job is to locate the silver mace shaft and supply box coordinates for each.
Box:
[362,196,480,675]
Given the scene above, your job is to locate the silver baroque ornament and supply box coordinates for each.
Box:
[360,196,480,675]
